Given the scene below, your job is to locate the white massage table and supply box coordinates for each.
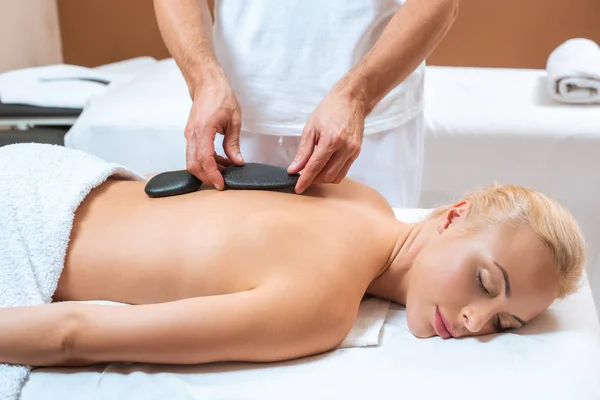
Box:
[63,59,191,174]
[0,57,158,147]
[19,209,600,400]
[421,66,600,316]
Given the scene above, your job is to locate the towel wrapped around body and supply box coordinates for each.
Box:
[0,143,145,400]
[546,38,600,104]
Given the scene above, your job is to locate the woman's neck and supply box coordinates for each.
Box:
[366,219,438,305]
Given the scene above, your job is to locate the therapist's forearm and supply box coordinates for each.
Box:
[338,0,459,114]
[154,0,225,97]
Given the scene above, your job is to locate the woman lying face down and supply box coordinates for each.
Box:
[0,175,585,368]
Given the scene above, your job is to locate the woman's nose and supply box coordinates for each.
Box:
[461,305,495,333]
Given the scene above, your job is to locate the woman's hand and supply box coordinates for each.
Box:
[288,88,366,194]
[185,76,244,190]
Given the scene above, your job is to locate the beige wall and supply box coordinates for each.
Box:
[57,0,600,69]
[1,1,599,71]
[427,0,600,68]
[57,0,170,67]
[0,0,63,73]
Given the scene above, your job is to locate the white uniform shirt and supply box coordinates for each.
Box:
[213,0,425,136]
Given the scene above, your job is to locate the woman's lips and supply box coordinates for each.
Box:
[434,306,454,339]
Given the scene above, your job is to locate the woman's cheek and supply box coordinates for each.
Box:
[437,259,475,303]
[424,246,473,298]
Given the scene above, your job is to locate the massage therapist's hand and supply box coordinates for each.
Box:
[288,87,366,194]
[185,76,245,190]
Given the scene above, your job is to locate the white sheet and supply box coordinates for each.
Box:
[0,57,158,109]
[20,209,600,400]
[421,66,600,316]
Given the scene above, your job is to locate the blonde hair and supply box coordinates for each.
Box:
[429,183,585,299]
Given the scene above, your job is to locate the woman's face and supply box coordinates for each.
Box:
[405,205,559,339]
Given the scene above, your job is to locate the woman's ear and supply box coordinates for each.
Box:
[438,201,470,233]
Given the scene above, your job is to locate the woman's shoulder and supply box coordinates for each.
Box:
[329,178,395,214]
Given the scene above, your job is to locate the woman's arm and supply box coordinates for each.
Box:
[0,286,355,367]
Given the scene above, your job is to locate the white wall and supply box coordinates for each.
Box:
[0,0,63,73]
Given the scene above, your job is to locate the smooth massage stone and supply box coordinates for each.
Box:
[144,170,203,198]
[222,163,299,190]
[144,163,300,198]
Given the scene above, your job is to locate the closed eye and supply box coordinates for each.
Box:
[477,272,503,332]
[477,271,490,295]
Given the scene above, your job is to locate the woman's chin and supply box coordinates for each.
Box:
[406,312,435,339]
[410,329,436,339]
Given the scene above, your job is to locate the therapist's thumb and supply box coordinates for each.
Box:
[223,115,244,166]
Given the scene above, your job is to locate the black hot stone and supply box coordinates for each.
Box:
[144,170,203,198]
[222,163,299,190]
[144,163,300,198]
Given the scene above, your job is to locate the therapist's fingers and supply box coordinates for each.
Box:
[294,140,336,194]
[222,114,244,166]
[197,126,225,190]
[288,125,317,174]
[313,150,349,185]
[332,153,358,184]
[214,154,233,167]
[201,156,225,189]
[185,131,210,183]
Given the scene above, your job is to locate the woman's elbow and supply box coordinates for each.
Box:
[49,305,91,367]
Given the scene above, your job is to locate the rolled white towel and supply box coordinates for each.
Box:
[546,38,600,104]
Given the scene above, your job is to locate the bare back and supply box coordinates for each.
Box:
[0,178,418,367]
[56,179,403,307]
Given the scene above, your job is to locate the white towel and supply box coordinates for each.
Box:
[546,38,600,104]
[337,297,390,348]
[0,143,145,400]
[0,57,157,109]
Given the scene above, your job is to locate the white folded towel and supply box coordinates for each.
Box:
[0,143,144,400]
[337,297,390,348]
[546,38,600,104]
[0,57,157,109]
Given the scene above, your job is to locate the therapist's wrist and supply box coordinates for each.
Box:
[333,71,374,116]
[187,61,229,100]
